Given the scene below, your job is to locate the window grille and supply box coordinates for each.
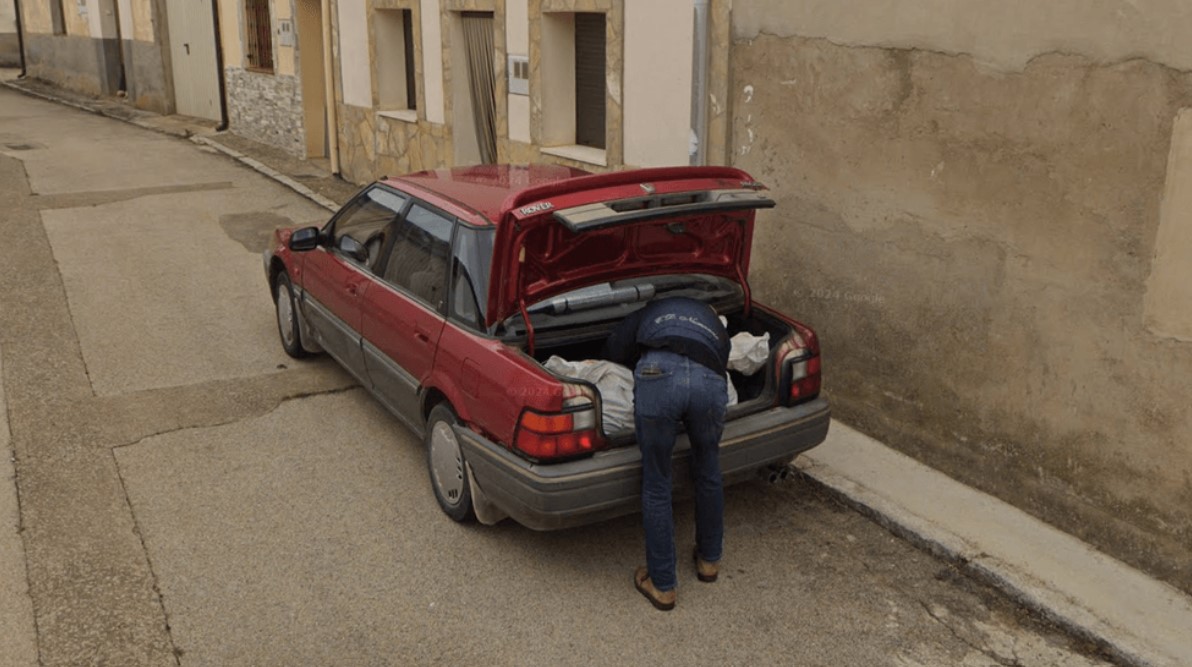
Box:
[245,0,274,72]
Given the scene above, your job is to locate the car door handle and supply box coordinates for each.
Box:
[414,331,430,343]
[346,284,358,296]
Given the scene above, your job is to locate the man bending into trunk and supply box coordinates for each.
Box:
[604,296,730,611]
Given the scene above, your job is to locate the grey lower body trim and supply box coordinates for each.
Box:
[456,397,831,531]
[361,339,422,431]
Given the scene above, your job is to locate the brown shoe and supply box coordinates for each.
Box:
[693,548,719,583]
[634,567,676,611]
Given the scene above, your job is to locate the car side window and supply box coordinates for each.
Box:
[382,202,454,311]
[330,187,407,270]
[449,226,495,330]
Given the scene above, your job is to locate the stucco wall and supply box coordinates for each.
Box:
[623,0,692,167]
[0,0,17,67]
[731,1,1192,594]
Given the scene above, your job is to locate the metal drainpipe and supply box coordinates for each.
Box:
[111,0,127,93]
[689,0,710,166]
[211,0,229,130]
[321,0,340,175]
[14,0,27,77]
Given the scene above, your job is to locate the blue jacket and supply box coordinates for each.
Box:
[604,297,730,375]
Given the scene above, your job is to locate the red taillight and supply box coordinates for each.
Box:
[776,325,822,406]
[513,390,601,460]
[515,427,597,459]
[789,355,821,403]
[519,411,574,433]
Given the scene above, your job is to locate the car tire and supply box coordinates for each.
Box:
[426,403,475,523]
[274,271,310,359]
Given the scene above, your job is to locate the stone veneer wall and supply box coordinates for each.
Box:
[226,69,307,157]
[338,104,451,182]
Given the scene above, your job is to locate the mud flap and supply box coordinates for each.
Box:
[467,462,509,526]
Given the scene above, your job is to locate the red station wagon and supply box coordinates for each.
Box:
[264,165,830,529]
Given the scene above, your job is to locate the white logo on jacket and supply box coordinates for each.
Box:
[654,313,721,339]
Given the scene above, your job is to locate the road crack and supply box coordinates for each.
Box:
[111,384,360,451]
[111,448,182,667]
[919,599,1021,667]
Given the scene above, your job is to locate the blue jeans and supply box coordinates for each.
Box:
[634,349,728,592]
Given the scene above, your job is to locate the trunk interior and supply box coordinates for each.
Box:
[527,307,794,437]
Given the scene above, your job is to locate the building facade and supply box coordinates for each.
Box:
[321,0,733,179]
[18,0,176,113]
[214,0,325,156]
[730,0,1192,596]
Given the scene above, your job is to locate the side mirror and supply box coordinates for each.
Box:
[338,236,370,264]
[289,226,320,252]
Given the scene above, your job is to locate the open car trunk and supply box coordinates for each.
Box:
[524,306,794,439]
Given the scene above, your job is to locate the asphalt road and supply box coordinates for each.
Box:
[0,87,1119,666]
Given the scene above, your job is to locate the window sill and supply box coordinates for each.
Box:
[541,144,607,167]
[377,109,418,123]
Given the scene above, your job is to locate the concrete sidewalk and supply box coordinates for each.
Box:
[801,423,1192,667]
[5,72,1191,667]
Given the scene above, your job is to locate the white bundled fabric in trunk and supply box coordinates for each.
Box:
[545,356,740,435]
[729,332,770,375]
[544,357,637,433]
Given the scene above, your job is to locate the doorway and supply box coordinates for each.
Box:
[296,0,327,158]
[165,0,221,121]
[452,12,496,165]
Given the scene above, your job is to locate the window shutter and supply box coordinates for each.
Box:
[574,13,606,149]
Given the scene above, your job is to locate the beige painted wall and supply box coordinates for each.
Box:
[623,0,691,167]
[0,1,15,32]
[731,1,1192,594]
[506,0,527,53]
[420,0,445,124]
[338,0,372,106]
[218,0,244,67]
[21,0,51,33]
[65,0,90,36]
[505,0,530,142]
[275,0,295,76]
[131,0,153,41]
[734,0,1192,72]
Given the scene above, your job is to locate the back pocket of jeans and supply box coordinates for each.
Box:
[637,365,667,379]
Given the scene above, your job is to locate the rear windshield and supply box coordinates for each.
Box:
[499,274,742,336]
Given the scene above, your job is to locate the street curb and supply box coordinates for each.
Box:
[1,79,339,214]
[189,136,340,213]
[798,468,1130,662]
[2,78,103,116]
[798,422,1192,667]
[1,79,192,139]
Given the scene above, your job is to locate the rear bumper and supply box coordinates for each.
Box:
[454,397,830,531]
